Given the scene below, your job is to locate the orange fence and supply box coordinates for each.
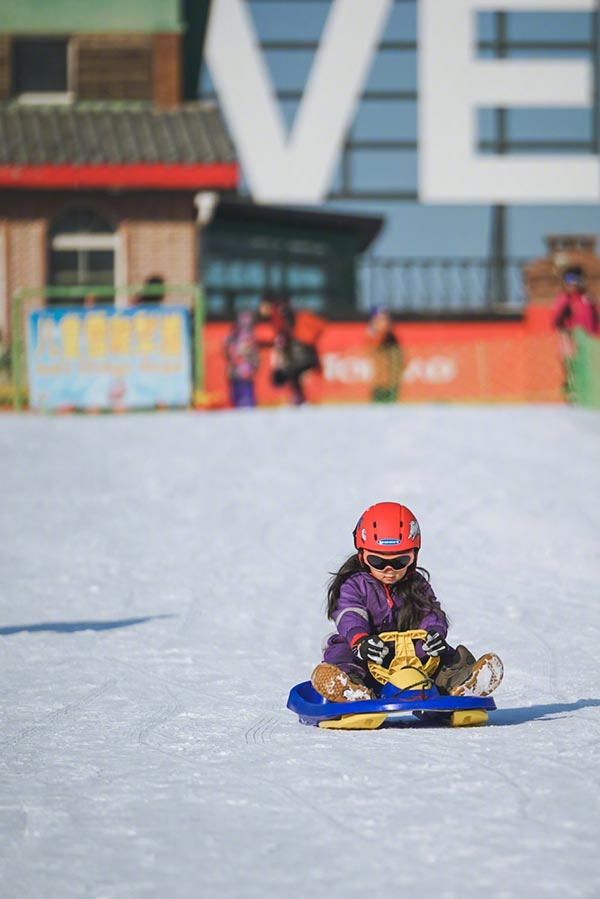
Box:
[202,305,564,407]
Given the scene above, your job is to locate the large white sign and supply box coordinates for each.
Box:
[420,0,598,202]
[205,0,391,203]
[205,0,599,204]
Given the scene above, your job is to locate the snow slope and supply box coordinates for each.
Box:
[1,404,599,899]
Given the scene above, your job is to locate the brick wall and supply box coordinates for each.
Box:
[0,37,10,101]
[3,217,47,336]
[127,222,196,292]
[0,191,198,334]
[117,194,196,297]
[76,35,153,102]
[153,33,181,106]
[0,33,181,103]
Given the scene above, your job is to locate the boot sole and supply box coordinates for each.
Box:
[311,663,375,703]
[450,653,504,697]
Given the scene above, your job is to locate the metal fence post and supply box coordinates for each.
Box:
[193,285,205,398]
[11,289,24,411]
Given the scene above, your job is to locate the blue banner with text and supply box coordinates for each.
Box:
[27,307,192,410]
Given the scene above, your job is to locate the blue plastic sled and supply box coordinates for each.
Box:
[287,679,497,729]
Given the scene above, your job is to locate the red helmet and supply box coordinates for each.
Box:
[353,502,421,553]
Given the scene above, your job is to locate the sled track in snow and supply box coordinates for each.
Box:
[240,712,372,838]
[136,700,183,747]
[0,679,117,751]
[244,716,281,744]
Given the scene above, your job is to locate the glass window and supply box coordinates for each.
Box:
[203,217,359,319]
[51,209,114,235]
[206,292,227,316]
[87,251,114,285]
[243,261,266,288]
[266,264,284,290]
[233,293,262,314]
[13,38,68,95]
[49,250,80,288]
[296,294,324,313]
[205,261,227,288]
[48,208,116,305]
[287,265,325,289]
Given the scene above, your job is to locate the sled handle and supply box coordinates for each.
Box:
[377,628,427,643]
[368,629,437,685]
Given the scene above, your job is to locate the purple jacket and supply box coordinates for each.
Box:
[331,570,448,660]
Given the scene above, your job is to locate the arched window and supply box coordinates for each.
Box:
[48,208,117,305]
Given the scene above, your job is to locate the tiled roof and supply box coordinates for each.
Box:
[0,102,236,166]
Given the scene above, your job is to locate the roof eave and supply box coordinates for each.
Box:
[0,162,239,191]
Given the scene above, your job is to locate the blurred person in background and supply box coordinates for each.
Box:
[551,266,599,401]
[223,309,260,408]
[0,329,10,384]
[258,292,325,405]
[365,305,402,403]
[136,275,165,306]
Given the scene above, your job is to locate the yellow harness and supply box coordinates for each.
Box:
[367,629,439,690]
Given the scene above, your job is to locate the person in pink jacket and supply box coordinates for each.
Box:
[551,267,599,401]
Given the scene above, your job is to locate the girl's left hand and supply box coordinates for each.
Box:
[422,631,450,657]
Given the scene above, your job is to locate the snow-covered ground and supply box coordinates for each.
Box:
[1,404,599,899]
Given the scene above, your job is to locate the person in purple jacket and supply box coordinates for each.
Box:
[223,309,260,408]
[311,501,503,703]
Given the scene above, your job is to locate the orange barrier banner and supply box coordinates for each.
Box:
[202,316,564,408]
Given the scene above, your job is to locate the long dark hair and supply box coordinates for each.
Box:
[326,552,448,632]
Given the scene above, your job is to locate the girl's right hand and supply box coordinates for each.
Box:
[352,635,390,665]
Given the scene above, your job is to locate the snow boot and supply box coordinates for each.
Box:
[434,645,504,698]
[311,663,376,703]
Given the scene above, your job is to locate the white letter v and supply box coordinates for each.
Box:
[205,0,393,203]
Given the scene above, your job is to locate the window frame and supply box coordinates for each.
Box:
[48,209,120,305]
[12,35,74,105]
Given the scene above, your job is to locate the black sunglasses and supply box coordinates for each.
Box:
[365,553,413,571]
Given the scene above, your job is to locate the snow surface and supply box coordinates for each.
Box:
[1,404,599,899]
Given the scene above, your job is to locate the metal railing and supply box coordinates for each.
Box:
[357,257,529,315]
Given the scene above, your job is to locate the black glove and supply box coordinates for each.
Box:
[352,634,390,665]
[422,630,450,658]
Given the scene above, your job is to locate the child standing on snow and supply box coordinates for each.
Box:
[258,292,325,405]
[223,309,260,408]
[311,501,503,702]
[365,306,402,403]
[551,267,599,402]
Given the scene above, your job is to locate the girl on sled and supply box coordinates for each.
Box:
[311,501,503,703]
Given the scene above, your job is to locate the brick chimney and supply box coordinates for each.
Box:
[523,235,600,303]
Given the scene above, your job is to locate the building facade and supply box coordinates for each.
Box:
[0,0,237,338]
